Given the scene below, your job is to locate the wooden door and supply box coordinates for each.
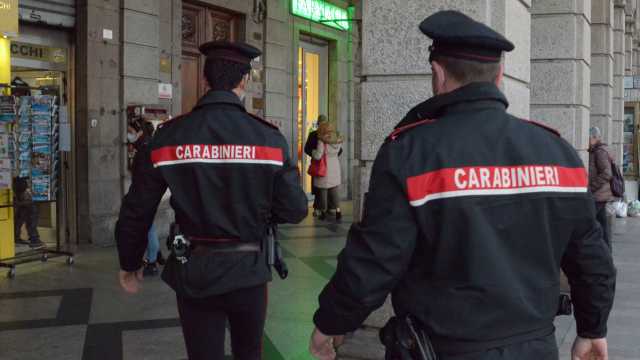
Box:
[181,2,244,114]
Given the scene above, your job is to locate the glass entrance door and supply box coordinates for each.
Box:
[297,40,328,194]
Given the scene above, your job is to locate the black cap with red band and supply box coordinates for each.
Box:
[420,10,515,63]
[199,41,262,65]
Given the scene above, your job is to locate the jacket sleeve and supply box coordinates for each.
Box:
[590,148,612,193]
[313,142,418,335]
[115,147,168,272]
[561,203,616,339]
[312,139,325,160]
[271,138,308,224]
[304,131,318,157]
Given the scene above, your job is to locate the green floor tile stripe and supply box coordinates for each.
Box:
[299,257,337,280]
[263,334,285,360]
[280,246,295,258]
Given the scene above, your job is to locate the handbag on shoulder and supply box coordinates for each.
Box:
[307,143,327,177]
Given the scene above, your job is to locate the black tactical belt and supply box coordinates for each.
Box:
[170,233,260,264]
[191,242,260,253]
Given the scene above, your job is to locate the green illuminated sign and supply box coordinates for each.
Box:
[291,0,350,31]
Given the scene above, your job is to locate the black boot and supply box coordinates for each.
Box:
[143,262,159,277]
[157,251,166,266]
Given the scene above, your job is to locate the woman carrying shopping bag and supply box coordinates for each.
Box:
[311,117,343,221]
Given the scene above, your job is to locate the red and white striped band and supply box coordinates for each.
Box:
[151,144,284,167]
[406,165,588,207]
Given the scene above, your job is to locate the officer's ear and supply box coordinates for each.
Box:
[237,73,249,91]
[430,60,447,95]
[494,63,504,87]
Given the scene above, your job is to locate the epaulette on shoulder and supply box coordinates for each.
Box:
[250,113,279,130]
[387,118,436,141]
[157,113,187,129]
[524,119,561,137]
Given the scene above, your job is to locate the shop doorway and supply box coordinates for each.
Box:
[7,25,75,253]
[181,2,244,114]
[297,39,329,194]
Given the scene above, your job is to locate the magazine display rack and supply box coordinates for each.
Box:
[0,90,74,279]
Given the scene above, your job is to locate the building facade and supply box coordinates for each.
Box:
[7,0,639,275]
[26,0,636,248]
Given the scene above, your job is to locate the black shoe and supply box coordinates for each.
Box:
[29,240,45,249]
[157,251,166,266]
[15,238,29,245]
[335,211,342,222]
[319,211,327,220]
[143,262,159,277]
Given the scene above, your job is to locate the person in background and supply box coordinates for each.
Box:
[588,126,615,250]
[128,121,165,276]
[304,115,325,217]
[312,118,343,221]
[13,176,44,249]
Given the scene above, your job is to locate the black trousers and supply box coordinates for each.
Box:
[14,203,40,243]
[177,284,268,360]
[440,333,558,360]
[596,202,612,251]
[317,186,340,211]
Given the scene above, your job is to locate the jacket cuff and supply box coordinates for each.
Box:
[313,307,355,336]
[119,254,143,272]
[576,326,607,339]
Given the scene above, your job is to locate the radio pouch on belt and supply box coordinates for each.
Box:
[266,224,288,279]
[167,223,191,264]
[380,316,437,360]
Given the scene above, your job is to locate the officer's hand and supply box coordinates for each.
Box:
[119,269,143,294]
[309,327,344,360]
[572,336,608,360]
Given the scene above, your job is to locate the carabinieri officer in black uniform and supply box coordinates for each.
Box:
[116,41,308,360]
[309,10,616,360]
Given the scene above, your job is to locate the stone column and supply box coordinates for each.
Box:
[634,42,640,74]
[626,17,634,76]
[76,0,123,244]
[530,0,592,164]
[344,1,532,358]
[612,1,626,164]
[77,0,183,244]
[591,0,615,145]
[264,0,293,141]
[115,0,161,244]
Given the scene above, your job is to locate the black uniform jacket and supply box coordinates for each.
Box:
[116,91,308,297]
[314,83,616,354]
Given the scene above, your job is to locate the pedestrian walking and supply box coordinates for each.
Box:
[116,41,308,360]
[309,10,616,360]
[588,126,616,250]
[305,116,322,217]
[312,118,343,221]
[13,176,43,249]
[128,121,164,277]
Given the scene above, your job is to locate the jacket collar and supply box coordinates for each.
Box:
[589,142,608,153]
[193,90,245,111]
[396,82,509,128]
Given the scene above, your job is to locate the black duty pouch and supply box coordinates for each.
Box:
[380,316,437,360]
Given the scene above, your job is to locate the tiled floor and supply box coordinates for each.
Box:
[0,204,639,359]
[0,205,352,360]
